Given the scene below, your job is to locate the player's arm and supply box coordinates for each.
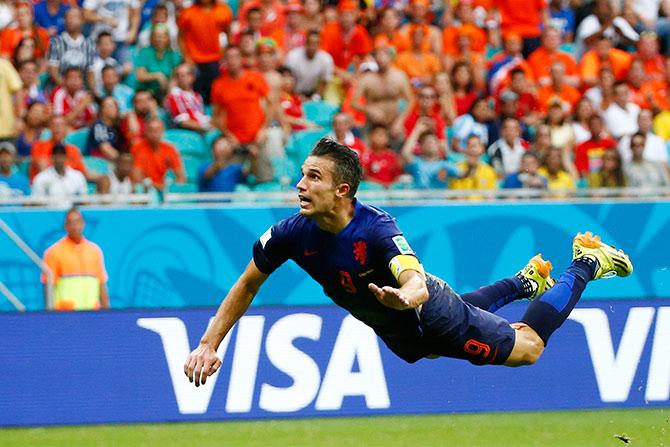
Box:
[369,255,428,310]
[184,259,269,386]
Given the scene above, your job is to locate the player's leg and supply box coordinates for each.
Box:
[504,232,633,366]
[461,255,555,312]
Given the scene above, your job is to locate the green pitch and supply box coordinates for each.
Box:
[3,408,668,447]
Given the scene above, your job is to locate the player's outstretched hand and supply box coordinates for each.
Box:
[184,343,222,387]
[369,283,411,310]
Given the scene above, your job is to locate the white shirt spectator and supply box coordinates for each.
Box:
[603,102,640,139]
[107,172,133,195]
[32,166,87,208]
[83,0,140,42]
[488,138,527,176]
[618,132,669,163]
[285,47,334,96]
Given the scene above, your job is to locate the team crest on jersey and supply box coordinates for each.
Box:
[392,235,414,255]
[353,240,367,265]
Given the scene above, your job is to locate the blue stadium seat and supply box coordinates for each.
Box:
[163,129,208,159]
[303,101,339,127]
[64,128,89,152]
[168,182,199,193]
[358,180,385,191]
[182,156,204,183]
[203,129,222,152]
[286,128,329,166]
[84,156,112,175]
[16,159,30,177]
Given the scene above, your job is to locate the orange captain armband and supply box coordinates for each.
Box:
[389,255,425,281]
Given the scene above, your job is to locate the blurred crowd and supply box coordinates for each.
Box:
[0,0,670,206]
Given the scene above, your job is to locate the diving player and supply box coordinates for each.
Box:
[184,138,633,386]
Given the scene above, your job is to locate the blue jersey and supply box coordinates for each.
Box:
[253,199,423,339]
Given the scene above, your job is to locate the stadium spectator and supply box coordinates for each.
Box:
[121,90,159,147]
[624,131,670,186]
[90,32,126,96]
[177,0,233,104]
[0,0,12,32]
[402,118,461,189]
[374,7,408,53]
[329,112,366,156]
[256,39,283,125]
[571,97,595,144]
[528,27,580,88]
[488,117,529,177]
[31,116,89,180]
[502,151,548,189]
[137,2,178,50]
[51,67,96,129]
[584,66,616,111]
[404,85,446,141]
[618,109,668,163]
[504,68,540,128]
[136,24,182,101]
[588,148,627,187]
[211,46,270,169]
[395,25,442,87]
[532,124,554,160]
[41,207,109,310]
[441,0,487,63]
[96,65,134,114]
[545,101,576,151]
[537,62,582,114]
[575,0,638,52]
[284,30,334,98]
[449,134,499,191]
[85,96,126,160]
[400,0,442,55]
[489,33,535,94]
[452,61,480,116]
[32,143,88,207]
[166,63,211,133]
[269,0,306,52]
[0,57,22,140]
[13,37,43,69]
[301,0,322,32]
[16,100,49,159]
[491,0,549,57]
[319,0,372,73]
[33,0,71,37]
[47,8,96,86]
[360,125,403,186]
[433,72,457,125]
[626,0,670,54]
[0,3,49,61]
[451,97,493,152]
[574,114,618,178]
[579,37,633,87]
[198,135,254,193]
[83,0,140,65]
[538,146,577,190]
[0,142,30,197]
[17,60,48,113]
[351,45,413,138]
[278,66,317,131]
[636,33,665,81]
[548,0,575,42]
[130,117,185,189]
[97,151,134,195]
[603,81,640,139]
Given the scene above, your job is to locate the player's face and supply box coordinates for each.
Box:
[297,156,340,218]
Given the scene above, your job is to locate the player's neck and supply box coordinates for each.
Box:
[314,200,355,234]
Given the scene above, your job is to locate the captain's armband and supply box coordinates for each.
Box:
[389,255,425,281]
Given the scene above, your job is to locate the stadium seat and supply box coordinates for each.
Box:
[17,159,30,176]
[253,181,283,192]
[182,156,203,183]
[271,156,297,185]
[123,71,138,90]
[203,129,221,152]
[84,156,112,175]
[286,128,329,166]
[39,129,51,140]
[358,180,385,191]
[168,182,199,193]
[303,101,339,128]
[234,183,251,192]
[163,129,208,159]
[64,128,89,152]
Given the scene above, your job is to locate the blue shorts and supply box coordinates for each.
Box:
[380,275,516,365]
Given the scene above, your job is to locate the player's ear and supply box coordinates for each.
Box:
[335,182,350,198]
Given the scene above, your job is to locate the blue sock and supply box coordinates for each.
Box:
[461,276,526,313]
[520,260,594,345]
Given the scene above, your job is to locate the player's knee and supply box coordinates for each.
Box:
[520,336,544,365]
[505,326,545,366]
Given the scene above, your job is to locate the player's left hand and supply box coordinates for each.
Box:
[369,283,411,310]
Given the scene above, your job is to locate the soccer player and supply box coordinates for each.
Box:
[184,138,633,386]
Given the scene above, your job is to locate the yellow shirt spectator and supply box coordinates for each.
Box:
[451,161,498,190]
[538,167,576,190]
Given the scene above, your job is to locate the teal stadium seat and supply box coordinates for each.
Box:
[168,182,199,193]
[303,101,339,128]
[358,180,385,191]
[286,128,329,166]
[181,156,203,183]
[203,129,222,152]
[83,156,112,175]
[253,181,284,192]
[163,129,208,159]
[64,128,89,152]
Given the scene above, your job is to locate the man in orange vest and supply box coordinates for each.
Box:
[42,207,109,311]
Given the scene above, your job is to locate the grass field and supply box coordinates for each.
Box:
[2,408,668,447]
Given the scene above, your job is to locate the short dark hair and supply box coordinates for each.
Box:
[52,143,67,155]
[309,138,362,198]
[97,31,113,43]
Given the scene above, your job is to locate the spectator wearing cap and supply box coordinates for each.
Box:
[32,143,88,207]
[137,2,178,50]
[166,63,211,133]
[17,100,49,158]
[490,0,549,58]
[319,0,372,75]
[624,0,670,55]
[0,142,30,197]
[135,24,182,101]
[528,27,580,88]
[576,0,638,53]
[603,81,640,139]
[130,117,185,189]
[47,8,96,87]
[269,0,306,52]
[285,30,334,98]
[177,0,233,104]
[580,37,633,87]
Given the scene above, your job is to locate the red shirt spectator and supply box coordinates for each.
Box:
[331,112,366,156]
[361,125,402,185]
[51,67,96,129]
[574,115,617,176]
[404,85,446,139]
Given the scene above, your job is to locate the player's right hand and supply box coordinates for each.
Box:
[184,343,222,387]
